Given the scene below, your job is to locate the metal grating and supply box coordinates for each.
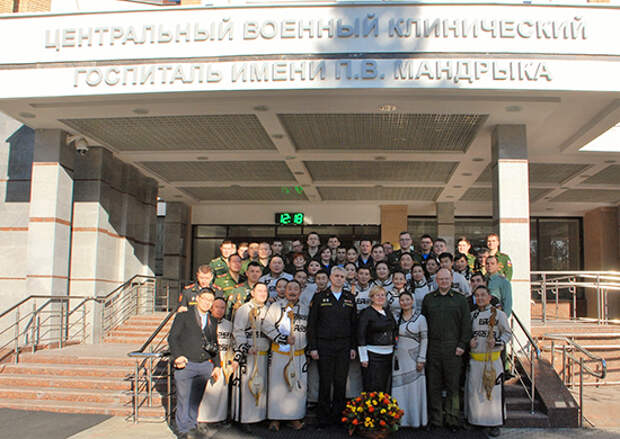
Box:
[460,187,551,202]
[180,186,308,201]
[279,113,487,151]
[476,163,588,184]
[305,161,457,183]
[139,161,295,182]
[583,165,620,185]
[61,115,276,151]
[317,186,441,201]
[551,189,620,203]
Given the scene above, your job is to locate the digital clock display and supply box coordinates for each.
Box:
[275,212,304,225]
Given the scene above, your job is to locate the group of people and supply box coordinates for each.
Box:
[167,231,514,439]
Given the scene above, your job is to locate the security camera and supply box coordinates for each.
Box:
[67,135,89,156]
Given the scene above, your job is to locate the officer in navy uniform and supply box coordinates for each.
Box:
[179,265,217,312]
[307,266,358,428]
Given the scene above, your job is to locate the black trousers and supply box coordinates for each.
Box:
[362,351,393,393]
[317,340,351,424]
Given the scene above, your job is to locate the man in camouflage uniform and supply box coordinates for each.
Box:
[214,253,246,300]
[210,240,237,285]
[486,233,513,281]
[422,268,471,431]
[226,261,263,321]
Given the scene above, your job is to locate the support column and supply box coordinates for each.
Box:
[163,202,190,280]
[584,206,619,318]
[26,129,74,297]
[380,205,408,247]
[436,202,455,252]
[491,125,531,331]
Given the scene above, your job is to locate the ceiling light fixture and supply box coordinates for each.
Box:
[132,108,149,115]
[505,105,522,112]
[253,105,269,112]
[19,112,36,119]
[378,104,397,112]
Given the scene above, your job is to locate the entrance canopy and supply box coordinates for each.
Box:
[1,2,619,218]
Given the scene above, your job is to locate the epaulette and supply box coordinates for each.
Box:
[184,283,195,290]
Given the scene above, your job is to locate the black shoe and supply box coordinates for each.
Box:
[449,425,460,433]
[488,427,501,437]
[239,423,253,434]
[316,422,328,431]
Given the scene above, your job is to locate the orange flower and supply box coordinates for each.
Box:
[355,397,361,402]
[352,419,359,425]
[368,407,374,413]
[341,417,348,423]
[380,420,386,426]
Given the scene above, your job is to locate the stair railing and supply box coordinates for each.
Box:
[127,311,176,423]
[509,311,542,416]
[0,275,186,363]
[531,271,620,324]
[0,295,95,363]
[539,334,608,427]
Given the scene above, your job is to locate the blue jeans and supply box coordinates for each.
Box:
[174,360,214,434]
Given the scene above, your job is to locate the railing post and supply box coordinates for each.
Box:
[579,357,584,428]
[34,315,40,353]
[166,283,170,313]
[550,341,555,368]
[554,280,559,319]
[541,273,547,324]
[82,302,87,343]
[14,307,20,364]
[510,316,515,375]
[530,346,536,414]
[59,299,64,349]
[134,360,139,423]
[562,347,567,384]
[167,360,172,423]
[603,288,609,325]
[596,274,601,325]
[30,301,36,352]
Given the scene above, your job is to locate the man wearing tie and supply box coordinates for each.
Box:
[168,288,221,439]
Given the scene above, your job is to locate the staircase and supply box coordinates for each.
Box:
[0,312,171,417]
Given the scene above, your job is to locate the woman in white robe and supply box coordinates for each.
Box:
[385,270,409,316]
[263,280,308,431]
[466,285,512,437]
[391,291,428,428]
[198,297,233,423]
[411,264,432,315]
[231,283,270,430]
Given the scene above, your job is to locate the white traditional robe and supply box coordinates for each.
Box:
[299,283,317,307]
[198,318,233,423]
[259,272,294,298]
[263,301,309,420]
[385,286,408,316]
[231,301,270,423]
[411,280,432,315]
[466,305,512,427]
[391,313,428,428]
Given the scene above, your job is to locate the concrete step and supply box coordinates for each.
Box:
[104,336,168,344]
[17,353,136,368]
[0,386,150,405]
[0,373,129,391]
[0,398,165,417]
[0,363,132,378]
[107,329,169,338]
[506,396,544,412]
[504,409,551,428]
[113,324,172,332]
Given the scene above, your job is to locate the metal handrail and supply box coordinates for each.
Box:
[531,271,620,324]
[127,310,176,423]
[539,334,608,427]
[509,310,541,415]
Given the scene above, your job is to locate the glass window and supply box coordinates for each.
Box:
[407,217,437,242]
[536,218,581,271]
[192,239,222,272]
[228,225,276,238]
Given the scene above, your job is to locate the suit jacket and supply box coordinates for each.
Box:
[168,306,221,366]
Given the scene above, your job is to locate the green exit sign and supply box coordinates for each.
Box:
[275,212,304,225]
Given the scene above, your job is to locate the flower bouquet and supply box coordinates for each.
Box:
[341,391,404,438]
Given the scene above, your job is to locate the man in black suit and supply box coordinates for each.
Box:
[168,288,221,439]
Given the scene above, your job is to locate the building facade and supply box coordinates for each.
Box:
[1,0,620,325]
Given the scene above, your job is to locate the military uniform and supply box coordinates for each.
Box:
[493,252,513,281]
[307,288,357,425]
[214,272,246,300]
[226,280,254,321]
[487,273,513,317]
[177,282,220,309]
[210,256,230,286]
[421,289,471,428]
[466,253,476,271]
